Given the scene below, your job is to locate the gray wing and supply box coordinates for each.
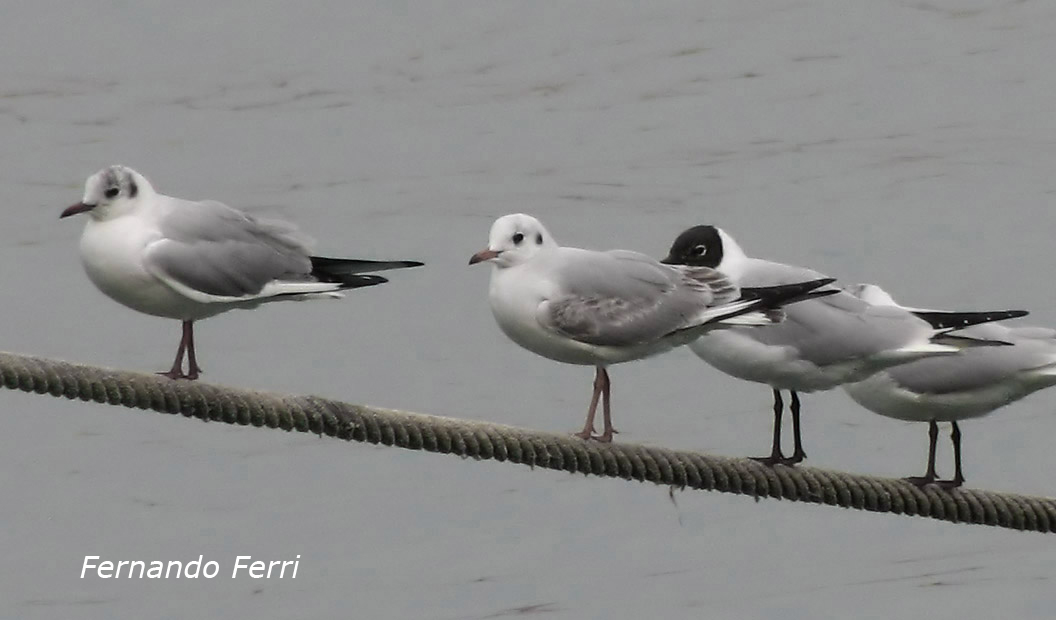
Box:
[951,322,1056,342]
[737,259,932,365]
[537,248,739,346]
[885,338,1056,394]
[146,198,313,297]
[736,258,833,289]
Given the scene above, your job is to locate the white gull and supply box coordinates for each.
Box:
[471,214,832,442]
[61,165,422,379]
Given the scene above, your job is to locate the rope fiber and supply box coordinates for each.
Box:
[2,351,1054,533]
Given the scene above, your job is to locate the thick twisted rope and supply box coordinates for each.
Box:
[2,351,1053,533]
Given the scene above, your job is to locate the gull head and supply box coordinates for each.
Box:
[661,225,748,278]
[660,225,727,268]
[846,283,900,307]
[469,213,557,268]
[61,165,153,221]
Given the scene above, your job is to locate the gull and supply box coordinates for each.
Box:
[661,225,1027,465]
[843,284,1054,488]
[469,213,833,442]
[61,165,423,379]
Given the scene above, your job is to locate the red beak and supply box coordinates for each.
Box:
[60,202,96,218]
[468,249,501,265]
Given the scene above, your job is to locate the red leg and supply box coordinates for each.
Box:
[574,367,604,440]
[157,321,201,380]
[157,323,189,380]
[184,321,201,380]
[595,367,618,443]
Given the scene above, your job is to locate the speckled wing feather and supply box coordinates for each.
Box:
[537,248,743,347]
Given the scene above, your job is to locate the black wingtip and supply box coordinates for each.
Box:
[913,309,1029,330]
[807,289,841,301]
[310,256,424,277]
[936,333,1016,347]
[739,277,836,309]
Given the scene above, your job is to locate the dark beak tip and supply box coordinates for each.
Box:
[60,202,94,219]
[469,249,499,266]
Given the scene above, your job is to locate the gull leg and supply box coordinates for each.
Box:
[905,419,939,487]
[574,367,604,440]
[595,367,617,443]
[752,389,787,466]
[183,321,201,380]
[158,322,189,380]
[939,421,965,489]
[787,391,807,464]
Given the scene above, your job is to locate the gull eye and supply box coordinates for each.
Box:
[692,244,707,256]
[104,187,119,199]
[536,233,543,245]
[512,232,524,245]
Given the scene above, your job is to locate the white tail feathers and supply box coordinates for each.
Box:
[258,281,345,298]
[292,291,345,301]
[874,342,961,366]
[716,311,773,327]
[695,298,765,326]
[1032,362,1056,378]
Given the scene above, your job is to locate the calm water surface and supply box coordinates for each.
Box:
[1,1,1055,618]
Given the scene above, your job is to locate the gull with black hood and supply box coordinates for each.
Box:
[662,225,1026,466]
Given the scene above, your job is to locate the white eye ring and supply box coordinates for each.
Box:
[692,244,707,255]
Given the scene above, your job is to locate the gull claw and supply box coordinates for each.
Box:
[750,455,798,467]
[902,475,937,488]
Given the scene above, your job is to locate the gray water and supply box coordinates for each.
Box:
[1,1,1054,617]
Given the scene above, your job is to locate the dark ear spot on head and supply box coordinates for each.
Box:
[129,180,138,198]
[536,233,543,245]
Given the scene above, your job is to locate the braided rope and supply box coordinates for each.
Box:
[2,351,1054,533]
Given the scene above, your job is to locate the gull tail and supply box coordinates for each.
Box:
[1030,363,1056,383]
[716,311,775,327]
[872,342,962,366]
[691,299,774,328]
[309,256,423,290]
[912,309,1028,331]
[875,334,1014,367]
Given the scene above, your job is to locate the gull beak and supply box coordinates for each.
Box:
[60,202,96,218]
[659,254,678,265]
[468,249,501,265]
